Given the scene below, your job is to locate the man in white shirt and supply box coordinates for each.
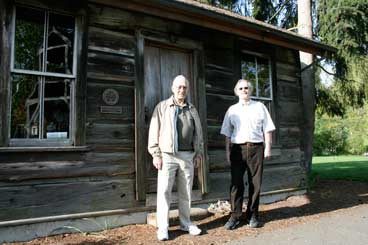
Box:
[220,79,275,230]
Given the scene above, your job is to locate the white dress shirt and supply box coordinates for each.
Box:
[220,100,275,144]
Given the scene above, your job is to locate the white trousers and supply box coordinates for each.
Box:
[156,151,195,230]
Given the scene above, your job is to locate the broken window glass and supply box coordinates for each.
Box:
[11,6,76,143]
[46,13,75,74]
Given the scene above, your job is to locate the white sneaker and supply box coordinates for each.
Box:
[180,224,201,236]
[157,229,168,241]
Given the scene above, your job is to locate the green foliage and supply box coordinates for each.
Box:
[196,0,298,28]
[314,102,368,155]
[315,76,345,117]
[312,155,368,182]
[313,116,348,155]
[251,0,298,27]
[196,0,250,15]
[344,103,368,154]
[252,0,276,24]
[317,0,368,113]
[279,0,297,29]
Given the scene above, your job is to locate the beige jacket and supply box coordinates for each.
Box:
[148,96,204,158]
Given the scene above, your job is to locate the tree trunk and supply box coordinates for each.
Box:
[298,0,314,172]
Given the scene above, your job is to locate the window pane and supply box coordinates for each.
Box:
[241,54,257,93]
[11,74,40,138]
[46,13,75,74]
[257,57,271,98]
[14,7,45,71]
[43,78,71,139]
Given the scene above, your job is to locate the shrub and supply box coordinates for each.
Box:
[313,117,348,156]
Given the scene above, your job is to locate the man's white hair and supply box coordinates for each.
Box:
[172,75,189,87]
[234,79,253,96]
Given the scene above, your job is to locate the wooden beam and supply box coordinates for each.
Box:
[0,0,11,147]
[193,49,209,194]
[74,6,88,146]
[134,30,146,201]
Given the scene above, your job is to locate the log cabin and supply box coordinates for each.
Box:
[0,0,335,242]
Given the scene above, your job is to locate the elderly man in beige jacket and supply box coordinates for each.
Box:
[148,75,204,241]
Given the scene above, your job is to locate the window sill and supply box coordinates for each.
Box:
[0,146,91,153]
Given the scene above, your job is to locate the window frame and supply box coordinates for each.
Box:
[240,48,280,146]
[241,50,273,102]
[9,5,78,147]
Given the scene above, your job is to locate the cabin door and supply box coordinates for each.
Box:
[143,42,197,195]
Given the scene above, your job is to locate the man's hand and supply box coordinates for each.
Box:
[193,154,203,168]
[153,156,163,170]
[225,137,231,165]
[264,132,273,160]
[226,150,231,165]
[264,145,272,159]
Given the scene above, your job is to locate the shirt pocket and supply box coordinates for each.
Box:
[255,117,263,132]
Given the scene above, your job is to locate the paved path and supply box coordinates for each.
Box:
[229,204,368,245]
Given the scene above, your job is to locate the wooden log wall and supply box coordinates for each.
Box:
[202,31,307,197]
[0,1,307,222]
[0,3,140,222]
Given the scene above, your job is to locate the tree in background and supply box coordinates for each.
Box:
[313,0,368,156]
[314,101,368,155]
[196,0,251,15]
[298,0,315,171]
[344,102,368,154]
[197,0,297,27]
[252,0,277,24]
[313,115,348,155]
[317,0,368,115]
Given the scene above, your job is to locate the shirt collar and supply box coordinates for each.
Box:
[168,95,189,108]
[238,99,253,106]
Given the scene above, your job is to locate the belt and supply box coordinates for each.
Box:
[236,142,263,146]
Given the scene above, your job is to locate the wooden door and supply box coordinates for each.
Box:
[144,43,193,193]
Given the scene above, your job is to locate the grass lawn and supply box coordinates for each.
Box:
[311,155,368,182]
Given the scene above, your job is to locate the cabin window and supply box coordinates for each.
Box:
[10,6,76,145]
[241,52,273,102]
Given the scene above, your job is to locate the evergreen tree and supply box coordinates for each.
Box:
[317,0,368,114]
[197,0,251,15]
[252,0,277,24]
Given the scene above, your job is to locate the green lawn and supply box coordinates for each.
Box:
[311,155,368,182]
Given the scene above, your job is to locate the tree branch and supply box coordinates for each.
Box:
[287,26,298,31]
[301,57,325,72]
[317,64,336,76]
[268,0,290,23]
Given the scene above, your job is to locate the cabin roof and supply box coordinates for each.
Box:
[94,0,336,56]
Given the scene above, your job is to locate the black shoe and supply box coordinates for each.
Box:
[224,217,240,230]
[248,216,260,228]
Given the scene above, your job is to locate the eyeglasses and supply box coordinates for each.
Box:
[175,85,187,90]
[238,87,249,90]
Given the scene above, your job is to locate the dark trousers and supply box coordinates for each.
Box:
[229,143,264,220]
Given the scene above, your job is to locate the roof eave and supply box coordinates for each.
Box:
[90,0,336,56]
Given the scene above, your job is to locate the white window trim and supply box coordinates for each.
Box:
[9,5,78,146]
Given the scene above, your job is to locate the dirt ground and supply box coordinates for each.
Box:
[7,179,368,245]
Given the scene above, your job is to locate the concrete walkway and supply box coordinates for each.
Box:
[229,204,368,245]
